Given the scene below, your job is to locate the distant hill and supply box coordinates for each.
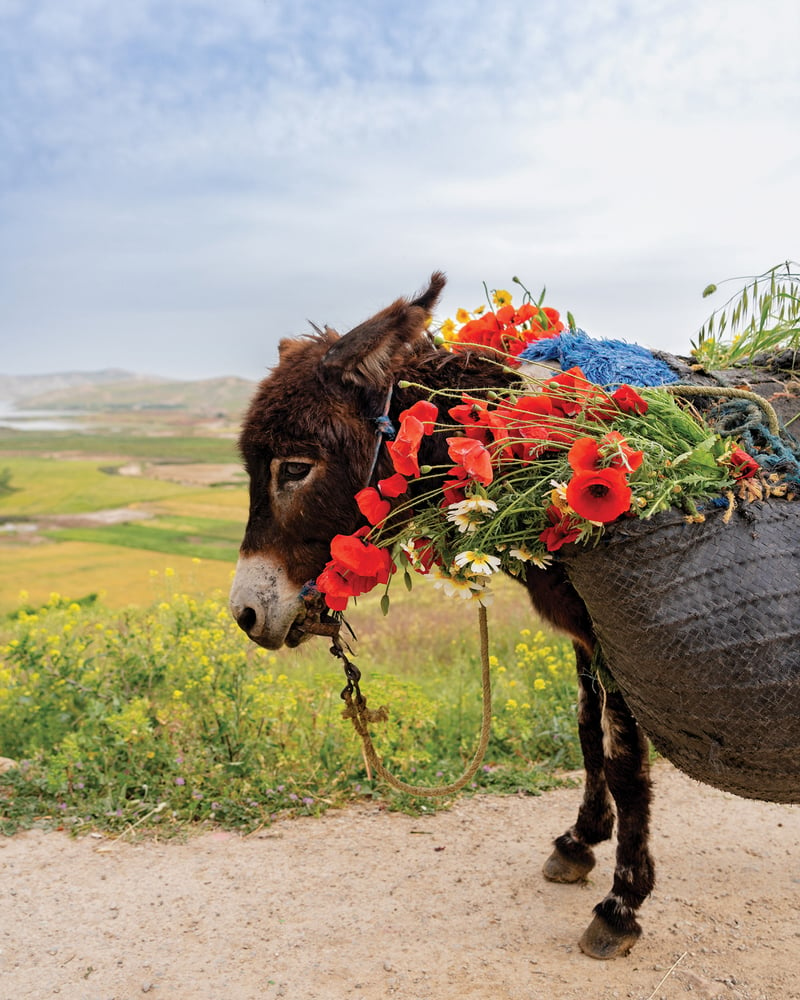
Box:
[6,374,257,419]
[0,369,162,403]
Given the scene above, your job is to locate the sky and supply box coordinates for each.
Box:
[1,0,799,381]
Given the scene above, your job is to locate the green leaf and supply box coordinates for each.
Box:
[759,297,771,331]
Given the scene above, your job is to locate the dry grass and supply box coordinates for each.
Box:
[2,541,234,612]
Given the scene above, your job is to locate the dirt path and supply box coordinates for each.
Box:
[1,761,798,1000]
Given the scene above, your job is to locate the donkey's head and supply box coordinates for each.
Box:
[230,272,446,648]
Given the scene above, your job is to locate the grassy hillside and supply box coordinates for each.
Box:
[17,375,255,417]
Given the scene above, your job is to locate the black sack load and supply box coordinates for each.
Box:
[558,498,800,803]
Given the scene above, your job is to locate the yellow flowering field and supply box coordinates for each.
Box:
[0,577,579,833]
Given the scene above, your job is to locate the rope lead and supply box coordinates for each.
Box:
[335,603,493,798]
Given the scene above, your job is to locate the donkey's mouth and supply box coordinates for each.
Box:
[285,622,314,648]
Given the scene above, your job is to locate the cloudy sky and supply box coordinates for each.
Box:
[2,0,799,381]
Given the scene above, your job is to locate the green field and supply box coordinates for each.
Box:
[0,428,240,462]
[0,456,194,516]
[0,431,249,610]
[43,515,243,562]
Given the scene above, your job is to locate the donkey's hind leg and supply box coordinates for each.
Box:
[578,687,655,960]
[543,645,616,884]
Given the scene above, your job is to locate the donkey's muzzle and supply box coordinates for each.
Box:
[229,554,309,649]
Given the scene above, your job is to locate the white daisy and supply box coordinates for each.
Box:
[446,496,498,533]
[508,545,553,570]
[453,550,502,576]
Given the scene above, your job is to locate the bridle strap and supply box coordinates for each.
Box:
[300,385,395,609]
[364,385,395,488]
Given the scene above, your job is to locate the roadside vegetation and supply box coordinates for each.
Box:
[0,579,580,836]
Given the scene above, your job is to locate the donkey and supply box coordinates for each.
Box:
[230,272,654,959]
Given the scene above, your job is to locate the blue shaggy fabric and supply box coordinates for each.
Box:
[520,330,679,388]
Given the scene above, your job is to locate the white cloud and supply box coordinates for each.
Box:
[0,0,798,377]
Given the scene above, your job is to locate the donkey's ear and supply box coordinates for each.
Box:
[321,272,446,388]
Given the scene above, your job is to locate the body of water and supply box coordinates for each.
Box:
[0,401,87,431]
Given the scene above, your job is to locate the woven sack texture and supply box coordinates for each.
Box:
[558,499,800,803]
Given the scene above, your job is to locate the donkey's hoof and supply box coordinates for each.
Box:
[542,846,594,883]
[578,912,640,960]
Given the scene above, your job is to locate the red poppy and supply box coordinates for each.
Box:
[539,306,565,333]
[568,436,602,472]
[567,432,643,475]
[378,472,409,497]
[387,414,423,478]
[449,395,494,444]
[386,406,435,479]
[317,528,396,611]
[512,302,537,325]
[386,440,419,478]
[407,537,438,573]
[355,486,391,525]
[450,304,564,366]
[540,367,594,416]
[612,384,648,415]
[566,467,632,523]
[442,464,468,505]
[396,413,425,449]
[539,505,582,551]
[446,436,494,486]
[330,529,393,580]
[600,431,644,472]
[499,393,555,424]
[729,447,759,479]
[399,400,438,434]
[316,563,357,610]
[497,396,577,460]
[316,561,381,610]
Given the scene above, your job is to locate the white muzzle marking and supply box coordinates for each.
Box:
[229,553,306,649]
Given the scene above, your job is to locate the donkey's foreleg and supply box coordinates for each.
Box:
[579,688,654,960]
[543,645,615,883]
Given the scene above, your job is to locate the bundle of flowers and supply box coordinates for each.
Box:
[439,284,566,362]
[316,289,761,613]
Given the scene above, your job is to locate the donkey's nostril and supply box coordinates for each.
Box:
[236,607,257,635]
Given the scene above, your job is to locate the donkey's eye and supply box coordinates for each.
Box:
[279,461,312,484]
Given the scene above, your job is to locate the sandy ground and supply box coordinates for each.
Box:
[1,761,798,1000]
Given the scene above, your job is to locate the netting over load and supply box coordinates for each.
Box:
[559,499,800,802]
